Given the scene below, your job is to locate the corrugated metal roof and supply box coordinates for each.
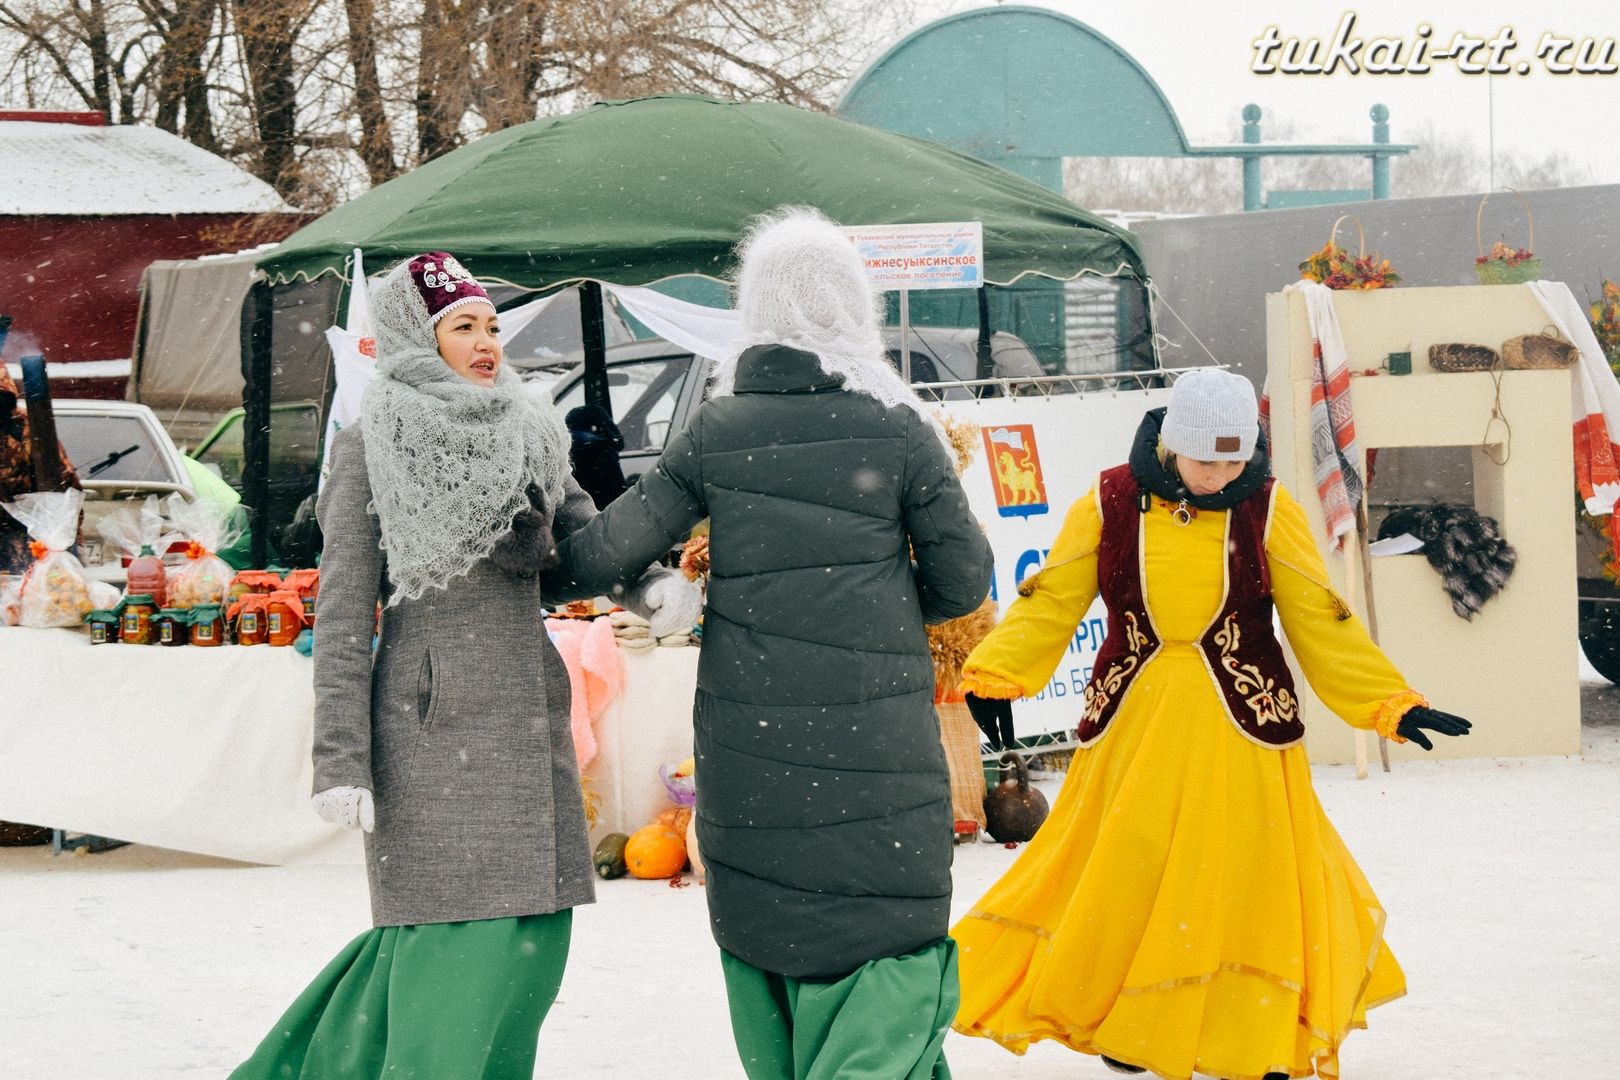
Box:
[0,121,292,215]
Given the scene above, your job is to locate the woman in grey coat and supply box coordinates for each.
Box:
[229,252,697,1080]
[551,208,994,1080]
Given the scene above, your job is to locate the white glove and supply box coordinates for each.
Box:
[313,785,375,833]
[643,572,703,639]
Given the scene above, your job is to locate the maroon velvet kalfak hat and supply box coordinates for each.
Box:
[409,251,494,325]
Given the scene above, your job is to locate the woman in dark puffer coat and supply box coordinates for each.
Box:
[552,207,993,1079]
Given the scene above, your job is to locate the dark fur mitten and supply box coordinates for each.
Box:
[489,485,559,577]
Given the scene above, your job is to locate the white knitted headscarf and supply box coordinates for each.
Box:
[361,257,571,605]
[709,206,947,443]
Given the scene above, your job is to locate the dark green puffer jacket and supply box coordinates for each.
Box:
[551,344,994,978]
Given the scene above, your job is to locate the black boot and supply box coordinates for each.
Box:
[1100,1057,1146,1075]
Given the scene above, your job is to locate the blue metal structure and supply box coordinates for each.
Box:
[838,6,1412,210]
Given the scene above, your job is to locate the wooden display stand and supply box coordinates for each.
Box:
[1265,284,1581,762]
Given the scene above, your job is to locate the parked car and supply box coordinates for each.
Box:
[519,327,1052,481]
[189,402,324,566]
[51,400,196,585]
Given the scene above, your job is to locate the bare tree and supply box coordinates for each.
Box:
[342,0,395,183]
[0,0,916,201]
[401,0,901,164]
[412,0,477,162]
[473,0,548,131]
[226,0,309,192]
[145,0,219,149]
[0,0,161,122]
[537,0,867,107]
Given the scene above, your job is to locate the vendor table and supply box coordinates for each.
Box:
[1,627,698,864]
[584,646,699,839]
[1,627,356,865]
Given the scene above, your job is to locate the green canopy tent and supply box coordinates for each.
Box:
[257,94,1144,287]
[245,94,1151,562]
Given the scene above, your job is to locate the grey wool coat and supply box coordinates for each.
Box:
[552,344,995,979]
[312,423,602,927]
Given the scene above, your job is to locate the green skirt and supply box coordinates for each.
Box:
[722,938,958,1080]
[230,911,571,1080]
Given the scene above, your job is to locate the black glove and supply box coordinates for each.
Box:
[964,691,1017,752]
[1395,706,1472,751]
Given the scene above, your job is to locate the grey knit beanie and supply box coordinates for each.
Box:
[1160,368,1258,461]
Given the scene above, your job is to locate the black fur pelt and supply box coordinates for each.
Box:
[1377,504,1518,620]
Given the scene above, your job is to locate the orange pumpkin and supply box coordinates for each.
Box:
[624,823,687,879]
[656,807,692,835]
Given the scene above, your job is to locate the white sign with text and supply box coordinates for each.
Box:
[937,388,1173,744]
[842,221,985,291]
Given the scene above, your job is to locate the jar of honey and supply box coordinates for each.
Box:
[155,608,191,646]
[230,593,270,645]
[231,570,283,596]
[84,609,119,644]
[265,589,306,647]
[282,568,320,624]
[119,595,158,645]
[189,604,226,647]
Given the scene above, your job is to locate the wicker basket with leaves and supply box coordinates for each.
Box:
[1299,215,1399,291]
[1475,190,1542,285]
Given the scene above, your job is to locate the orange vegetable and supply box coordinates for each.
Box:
[656,807,692,835]
[624,824,687,879]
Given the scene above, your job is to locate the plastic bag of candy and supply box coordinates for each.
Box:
[2,489,93,627]
[164,495,242,608]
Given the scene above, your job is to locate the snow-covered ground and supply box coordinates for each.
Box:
[6,688,1618,1080]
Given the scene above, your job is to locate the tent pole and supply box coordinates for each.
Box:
[242,279,274,568]
[579,281,611,417]
[898,289,911,384]
[975,286,994,397]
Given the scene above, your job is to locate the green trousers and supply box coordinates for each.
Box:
[722,938,958,1080]
[230,911,571,1080]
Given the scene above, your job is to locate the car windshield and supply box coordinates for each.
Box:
[55,414,181,485]
[193,407,322,493]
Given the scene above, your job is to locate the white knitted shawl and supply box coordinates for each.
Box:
[361,259,570,605]
[709,207,947,444]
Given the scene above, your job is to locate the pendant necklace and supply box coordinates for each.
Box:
[1160,498,1196,526]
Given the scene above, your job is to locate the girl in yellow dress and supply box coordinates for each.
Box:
[952,368,1471,1080]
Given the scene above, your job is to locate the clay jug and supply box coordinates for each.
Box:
[983,752,1050,843]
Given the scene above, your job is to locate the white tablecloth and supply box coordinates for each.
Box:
[1,626,357,864]
[1,626,699,863]
[583,646,699,839]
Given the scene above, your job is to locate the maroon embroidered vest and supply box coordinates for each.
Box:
[1078,464,1304,749]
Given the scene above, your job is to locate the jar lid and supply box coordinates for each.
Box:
[191,603,224,618]
[124,594,156,605]
[84,609,118,622]
[158,608,190,618]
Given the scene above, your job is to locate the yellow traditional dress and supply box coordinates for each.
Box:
[953,479,1423,1080]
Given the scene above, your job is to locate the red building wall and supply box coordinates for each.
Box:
[0,213,304,397]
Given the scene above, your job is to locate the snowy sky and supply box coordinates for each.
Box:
[906,0,1620,185]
